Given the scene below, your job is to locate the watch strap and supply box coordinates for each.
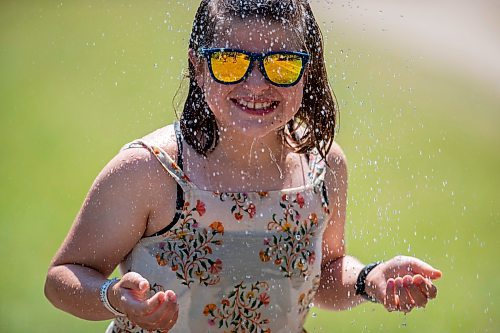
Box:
[355,261,383,303]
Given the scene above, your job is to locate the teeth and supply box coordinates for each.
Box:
[237,99,273,109]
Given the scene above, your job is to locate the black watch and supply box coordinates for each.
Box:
[355,261,383,303]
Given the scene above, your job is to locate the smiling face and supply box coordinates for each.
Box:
[191,17,306,139]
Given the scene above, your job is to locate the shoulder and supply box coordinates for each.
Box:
[118,123,178,168]
[323,141,348,203]
[325,141,348,177]
[139,123,178,153]
[96,124,179,196]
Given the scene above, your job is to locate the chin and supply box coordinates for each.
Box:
[223,112,291,138]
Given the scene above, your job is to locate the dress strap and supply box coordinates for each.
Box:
[307,150,329,208]
[118,122,191,237]
[119,123,193,192]
[307,150,327,187]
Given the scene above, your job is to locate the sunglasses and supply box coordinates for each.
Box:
[199,48,309,87]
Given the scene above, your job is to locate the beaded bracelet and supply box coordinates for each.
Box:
[99,278,125,317]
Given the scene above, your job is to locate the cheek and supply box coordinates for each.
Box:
[282,85,304,111]
[203,78,230,111]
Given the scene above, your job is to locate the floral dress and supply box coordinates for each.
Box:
[106,122,330,333]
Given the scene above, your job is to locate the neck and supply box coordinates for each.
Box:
[213,128,287,169]
[185,128,294,192]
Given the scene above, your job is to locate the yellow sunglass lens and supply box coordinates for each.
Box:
[264,54,303,85]
[211,51,250,83]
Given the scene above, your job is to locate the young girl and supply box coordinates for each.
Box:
[45,1,442,332]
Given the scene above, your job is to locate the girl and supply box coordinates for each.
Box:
[45,1,442,332]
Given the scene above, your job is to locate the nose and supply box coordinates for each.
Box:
[242,61,268,93]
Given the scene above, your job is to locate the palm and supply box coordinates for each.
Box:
[367,255,442,312]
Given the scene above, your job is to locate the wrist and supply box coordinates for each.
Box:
[355,261,383,303]
[100,278,125,317]
[108,279,123,312]
[364,269,380,302]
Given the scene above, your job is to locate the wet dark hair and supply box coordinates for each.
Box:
[178,0,337,161]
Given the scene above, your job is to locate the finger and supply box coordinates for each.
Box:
[396,277,414,313]
[405,276,428,308]
[417,277,438,299]
[384,279,398,312]
[156,291,179,330]
[407,258,442,280]
[142,295,177,330]
[122,291,166,317]
[141,301,179,330]
[165,290,177,303]
[157,305,179,331]
[120,272,150,291]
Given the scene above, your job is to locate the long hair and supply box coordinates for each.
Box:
[179,0,338,161]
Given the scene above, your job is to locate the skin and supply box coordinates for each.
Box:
[45,16,441,333]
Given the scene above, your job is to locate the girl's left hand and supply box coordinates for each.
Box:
[365,255,442,313]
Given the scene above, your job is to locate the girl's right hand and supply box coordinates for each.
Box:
[108,272,179,332]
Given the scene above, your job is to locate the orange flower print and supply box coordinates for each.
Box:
[282,222,291,232]
[259,250,271,262]
[203,281,271,332]
[203,303,217,316]
[196,200,206,216]
[152,202,223,287]
[171,162,180,170]
[298,275,321,318]
[218,192,257,221]
[261,193,319,277]
[209,221,224,235]
[309,212,318,225]
[155,254,167,266]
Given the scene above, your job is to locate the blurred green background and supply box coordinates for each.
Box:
[1,1,498,332]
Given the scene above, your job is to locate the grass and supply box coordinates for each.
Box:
[0,1,498,332]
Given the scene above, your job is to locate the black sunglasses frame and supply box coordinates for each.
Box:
[199,48,310,87]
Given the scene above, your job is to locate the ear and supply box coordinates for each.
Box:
[188,48,205,89]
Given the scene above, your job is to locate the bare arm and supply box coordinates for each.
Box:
[314,143,442,312]
[313,142,369,310]
[44,147,173,321]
